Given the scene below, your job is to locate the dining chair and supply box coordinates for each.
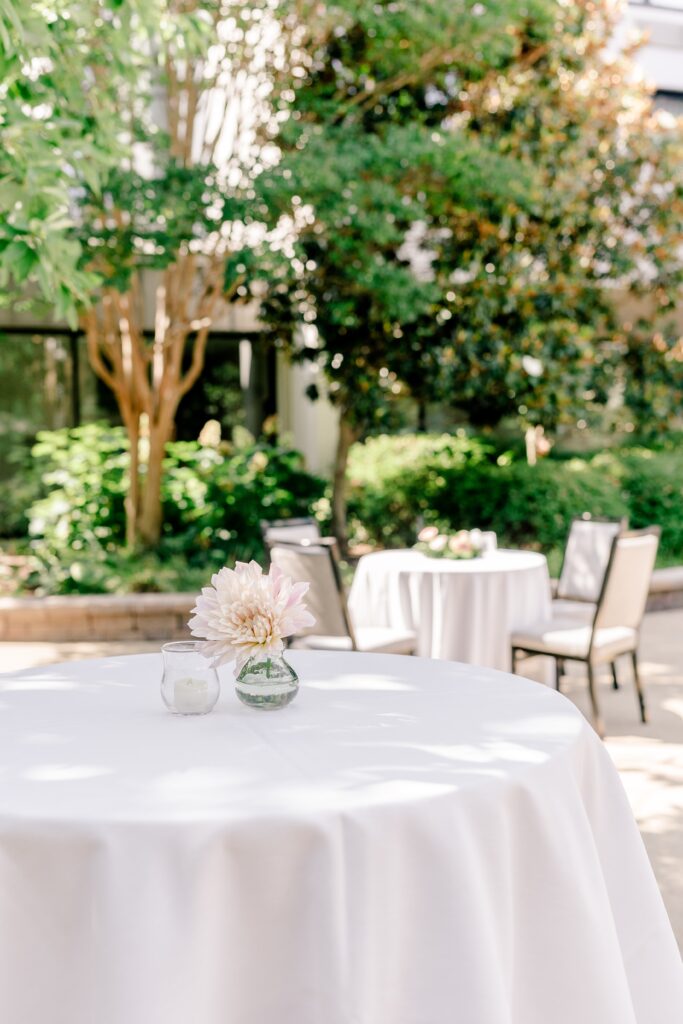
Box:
[261,516,321,549]
[554,516,627,609]
[269,540,416,655]
[511,527,660,738]
[552,517,627,692]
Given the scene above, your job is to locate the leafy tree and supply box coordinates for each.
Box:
[75,1,279,547]
[258,0,556,544]
[7,0,682,556]
[260,0,683,543]
[427,0,683,432]
[2,1,279,548]
[0,0,147,321]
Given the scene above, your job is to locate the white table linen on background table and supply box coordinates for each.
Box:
[349,548,552,669]
[0,651,680,1024]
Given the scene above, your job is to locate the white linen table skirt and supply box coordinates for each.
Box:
[0,651,680,1024]
[349,548,552,669]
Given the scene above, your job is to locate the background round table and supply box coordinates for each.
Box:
[0,650,680,1024]
[349,548,552,669]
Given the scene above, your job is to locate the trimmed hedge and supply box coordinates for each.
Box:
[347,434,683,566]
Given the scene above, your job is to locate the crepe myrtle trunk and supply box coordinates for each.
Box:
[82,264,231,551]
[122,411,141,548]
[138,414,174,548]
[331,411,359,554]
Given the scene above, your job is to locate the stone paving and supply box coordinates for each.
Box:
[1,612,682,948]
[556,609,683,950]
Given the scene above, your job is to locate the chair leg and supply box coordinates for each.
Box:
[611,661,619,691]
[632,650,647,724]
[586,663,605,739]
[554,658,561,692]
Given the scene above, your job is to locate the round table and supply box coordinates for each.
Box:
[349,548,551,669]
[0,651,680,1024]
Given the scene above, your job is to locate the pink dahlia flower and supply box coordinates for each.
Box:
[188,561,315,669]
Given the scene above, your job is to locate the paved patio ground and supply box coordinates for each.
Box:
[557,609,683,950]
[1,612,682,948]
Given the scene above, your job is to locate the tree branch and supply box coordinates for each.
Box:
[81,308,118,394]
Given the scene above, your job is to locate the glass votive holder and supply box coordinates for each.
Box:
[481,530,498,554]
[160,641,220,715]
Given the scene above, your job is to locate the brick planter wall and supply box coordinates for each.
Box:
[0,566,680,643]
[0,593,196,642]
[646,567,683,612]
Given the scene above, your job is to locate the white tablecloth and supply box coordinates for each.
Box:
[349,548,552,669]
[0,651,680,1024]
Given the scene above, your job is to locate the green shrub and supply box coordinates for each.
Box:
[617,449,683,557]
[0,422,44,538]
[159,438,327,565]
[347,432,499,547]
[347,433,683,565]
[26,424,326,594]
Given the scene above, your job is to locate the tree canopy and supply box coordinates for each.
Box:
[257,0,560,538]
[2,0,683,551]
[0,0,151,321]
[255,0,683,540]
[431,0,683,431]
[75,0,281,547]
[261,0,555,413]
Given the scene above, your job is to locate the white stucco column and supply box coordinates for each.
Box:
[276,344,339,477]
[627,4,683,93]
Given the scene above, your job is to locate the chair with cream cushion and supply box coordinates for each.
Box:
[512,527,659,737]
[552,516,627,689]
[261,517,321,549]
[270,540,416,655]
[552,516,626,617]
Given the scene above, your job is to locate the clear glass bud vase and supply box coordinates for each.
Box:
[235,652,299,709]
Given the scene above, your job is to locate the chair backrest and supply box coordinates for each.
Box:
[557,517,626,603]
[261,517,321,548]
[593,527,660,633]
[269,540,355,643]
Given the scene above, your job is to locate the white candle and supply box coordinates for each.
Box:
[174,676,209,714]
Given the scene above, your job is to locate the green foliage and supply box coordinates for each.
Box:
[79,160,254,292]
[27,424,129,590]
[0,1,265,320]
[73,1,274,295]
[430,2,683,430]
[0,425,41,538]
[347,433,683,565]
[346,432,497,546]
[616,449,683,557]
[259,0,683,440]
[26,424,326,594]
[258,0,555,429]
[32,547,223,597]
[158,438,326,565]
[0,0,152,320]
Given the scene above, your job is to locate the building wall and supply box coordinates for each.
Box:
[275,343,339,477]
[628,3,683,94]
